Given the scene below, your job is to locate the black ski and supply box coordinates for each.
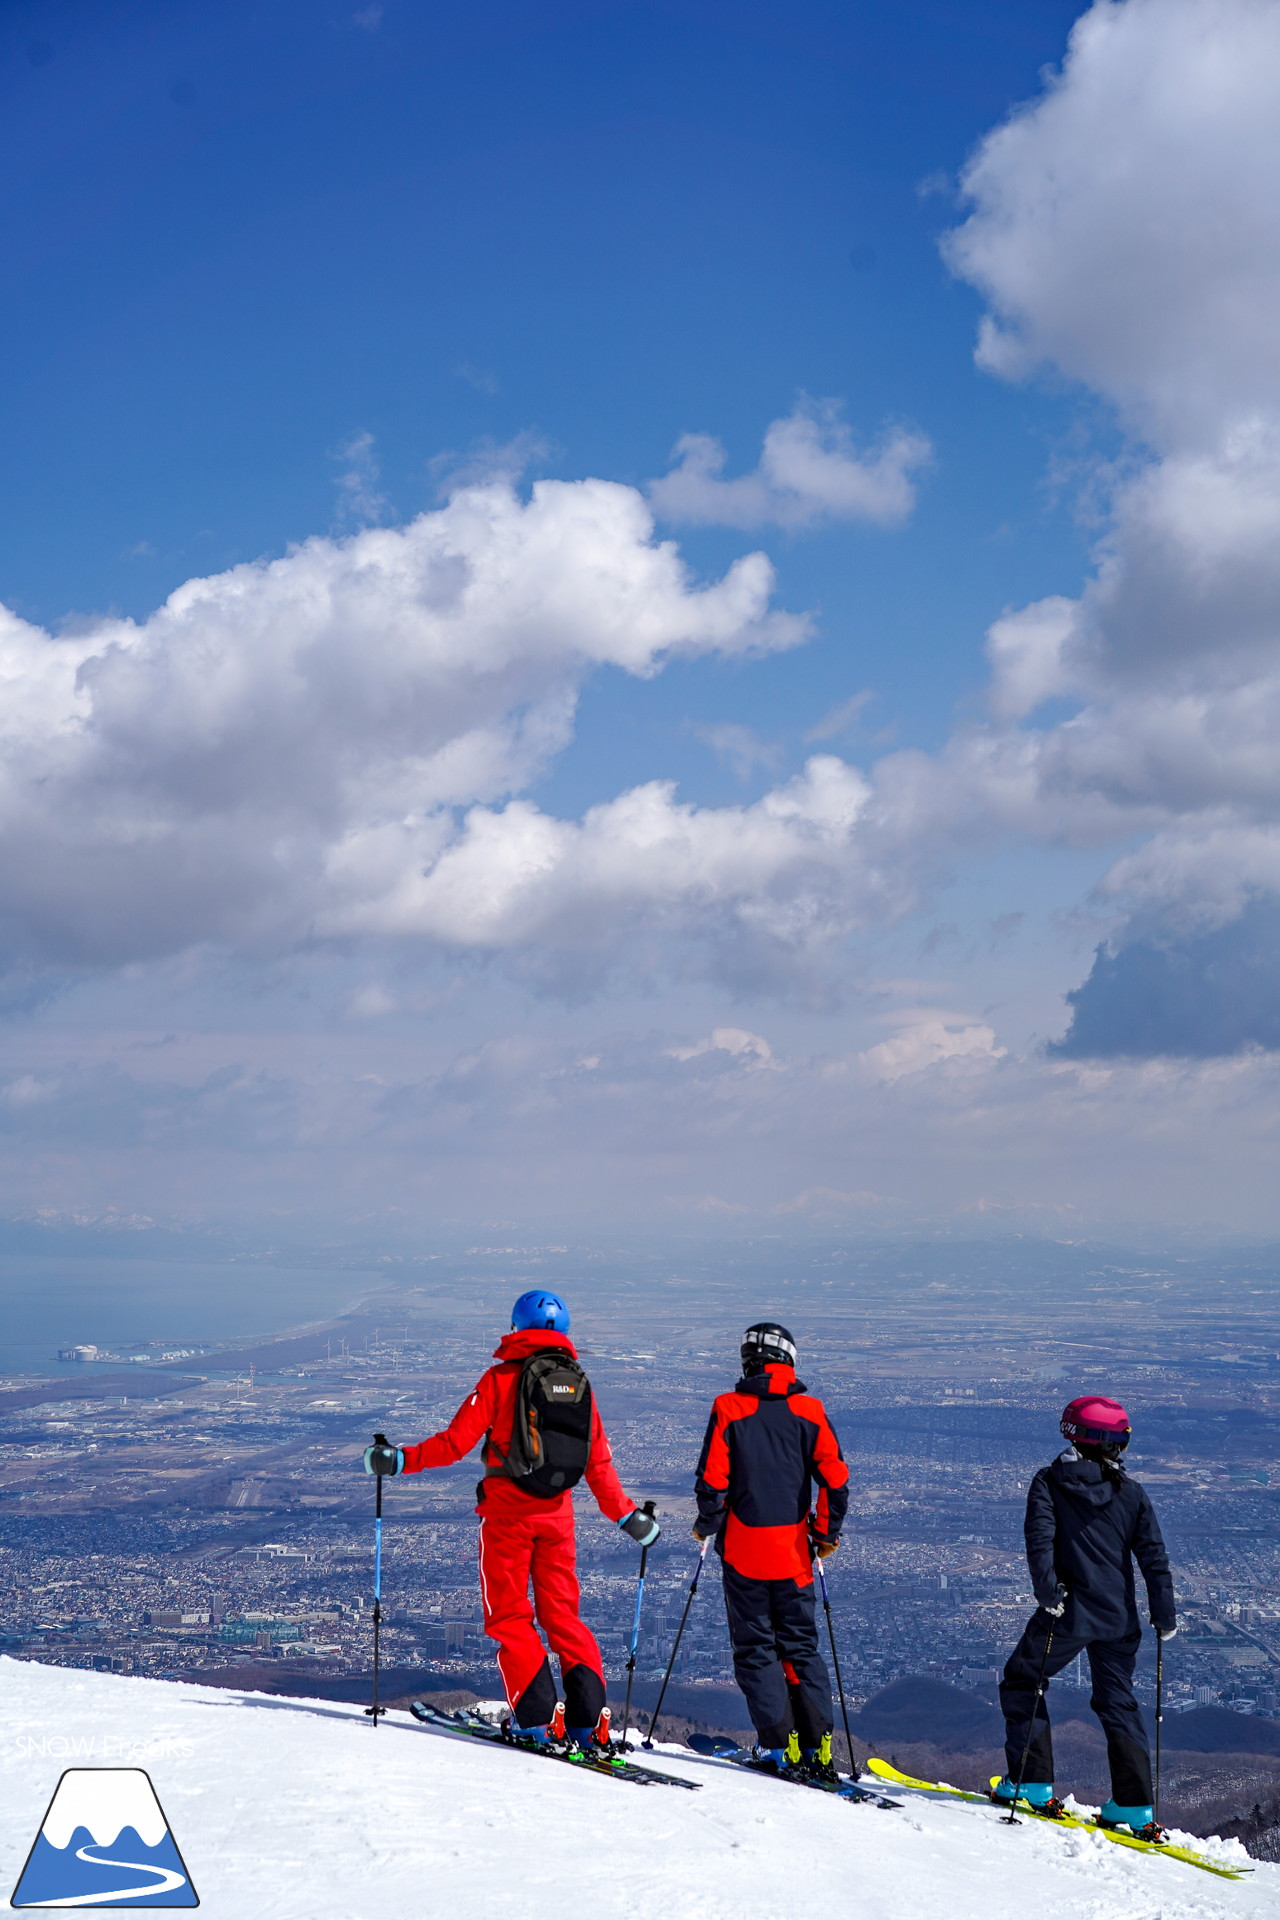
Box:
[409,1701,701,1790]
[686,1733,900,1808]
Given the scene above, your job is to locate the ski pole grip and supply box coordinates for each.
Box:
[642,1499,657,1517]
[367,1432,400,1477]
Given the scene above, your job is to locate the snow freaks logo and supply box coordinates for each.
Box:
[11,1768,199,1908]
[13,1735,195,1762]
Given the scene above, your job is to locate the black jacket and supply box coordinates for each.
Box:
[1025,1450,1175,1640]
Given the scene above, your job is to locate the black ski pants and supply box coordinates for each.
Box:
[721,1562,833,1748]
[1000,1613,1152,1806]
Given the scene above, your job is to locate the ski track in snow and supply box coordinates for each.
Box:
[1,1658,1272,1920]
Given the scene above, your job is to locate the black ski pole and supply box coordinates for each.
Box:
[1154,1631,1164,1822]
[1003,1619,1055,1825]
[619,1500,657,1753]
[363,1432,393,1726]
[642,1537,709,1751]
[815,1551,856,1780]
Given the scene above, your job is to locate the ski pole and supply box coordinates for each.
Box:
[619,1500,657,1753]
[815,1551,856,1780]
[363,1432,394,1727]
[1003,1619,1055,1825]
[1154,1631,1164,1821]
[642,1537,710,1751]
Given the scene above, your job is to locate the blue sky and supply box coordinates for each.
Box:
[4,0,1086,728]
[3,0,1280,1240]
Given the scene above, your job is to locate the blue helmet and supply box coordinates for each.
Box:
[511,1289,571,1334]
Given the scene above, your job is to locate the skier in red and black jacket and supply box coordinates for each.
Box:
[369,1290,659,1751]
[694,1321,849,1779]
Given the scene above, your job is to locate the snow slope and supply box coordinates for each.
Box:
[1,1658,1272,1919]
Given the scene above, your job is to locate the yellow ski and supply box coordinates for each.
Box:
[862,1760,1249,1880]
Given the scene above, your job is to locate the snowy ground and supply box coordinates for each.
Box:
[1,1658,1273,1919]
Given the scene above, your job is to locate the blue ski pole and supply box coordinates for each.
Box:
[619,1500,657,1752]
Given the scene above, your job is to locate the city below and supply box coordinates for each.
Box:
[2,1240,1278,1850]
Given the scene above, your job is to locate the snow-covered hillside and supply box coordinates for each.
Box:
[1,1658,1272,1919]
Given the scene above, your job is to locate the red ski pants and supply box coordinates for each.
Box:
[477,1501,605,1720]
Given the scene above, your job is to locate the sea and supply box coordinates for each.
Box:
[0,1254,379,1378]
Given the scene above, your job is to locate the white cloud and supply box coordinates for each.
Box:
[805,691,874,742]
[648,400,931,530]
[932,0,1280,1039]
[9,0,1280,1074]
[332,430,388,527]
[945,0,1280,449]
[427,431,554,493]
[0,476,806,971]
[16,0,1280,1232]
[0,1074,56,1107]
[856,1012,1006,1085]
[1094,823,1280,931]
[985,597,1080,722]
[668,1027,775,1065]
[319,755,886,971]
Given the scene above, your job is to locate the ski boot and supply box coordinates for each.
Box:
[509,1700,569,1750]
[990,1777,1068,1818]
[778,1731,809,1781]
[748,1742,790,1773]
[1098,1799,1165,1842]
[567,1707,614,1757]
[800,1732,841,1785]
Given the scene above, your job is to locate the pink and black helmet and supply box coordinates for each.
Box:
[1061,1395,1131,1451]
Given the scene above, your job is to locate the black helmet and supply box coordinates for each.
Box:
[740,1322,797,1372]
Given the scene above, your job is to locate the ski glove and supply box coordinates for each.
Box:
[619,1508,661,1548]
[363,1438,404,1476]
[813,1538,839,1560]
[1157,1626,1177,1640]
[1041,1584,1068,1619]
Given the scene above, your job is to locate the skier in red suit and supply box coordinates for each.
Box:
[373,1290,659,1749]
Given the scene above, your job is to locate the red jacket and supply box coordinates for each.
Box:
[401,1329,634,1522]
[695,1364,849,1582]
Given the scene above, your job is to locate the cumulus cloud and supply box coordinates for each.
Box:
[318,755,894,983]
[1053,899,1280,1058]
[11,0,1280,1074]
[668,1027,775,1066]
[0,476,807,971]
[648,400,931,530]
[856,1012,1006,1085]
[937,0,1280,1055]
[944,0,1280,448]
[985,597,1080,723]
